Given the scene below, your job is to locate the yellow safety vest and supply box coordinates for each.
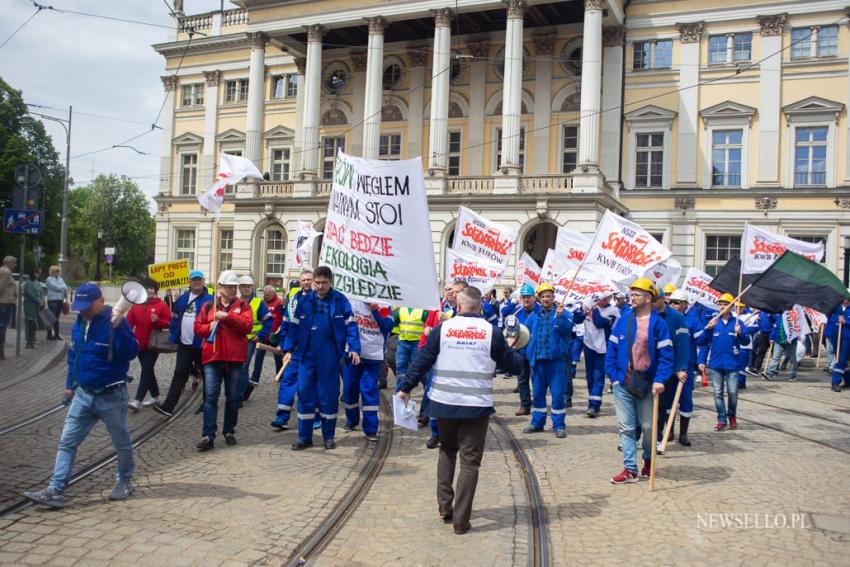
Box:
[398,308,425,341]
[247,296,263,339]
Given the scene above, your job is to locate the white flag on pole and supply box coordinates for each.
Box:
[289,220,322,270]
[682,267,722,310]
[782,305,811,342]
[453,206,518,270]
[584,210,672,282]
[514,252,541,288]
[198,153,264,218]
[741,224,825,274]
[554,227,591,268]
[644,257,682,289]
[445,248,504,293]
[551,266,620,308]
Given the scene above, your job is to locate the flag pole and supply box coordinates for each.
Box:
[556,218,604,307]
[649,392,659,492]
[660,380,683,454]
[815,325,824,368]
[708,284,752,326]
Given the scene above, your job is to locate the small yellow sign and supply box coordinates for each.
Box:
[148,259,190,289]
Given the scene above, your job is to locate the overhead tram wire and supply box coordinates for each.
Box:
[29,1,180,31]
[0,6,42,50]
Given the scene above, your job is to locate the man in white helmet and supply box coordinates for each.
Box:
[238,274,273,403]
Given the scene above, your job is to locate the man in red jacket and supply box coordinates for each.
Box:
[126,278,172,411]
[193,270,253,451]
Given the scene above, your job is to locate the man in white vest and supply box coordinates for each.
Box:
[398,287,523,535]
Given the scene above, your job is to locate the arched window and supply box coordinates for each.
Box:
[264,227,286,286]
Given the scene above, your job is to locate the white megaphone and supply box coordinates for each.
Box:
[111,280,148,323]
[503,314,530,350]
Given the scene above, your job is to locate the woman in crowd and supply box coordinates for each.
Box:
[126,278,172,411]
[23,268,45,349]
[45,265,68,340]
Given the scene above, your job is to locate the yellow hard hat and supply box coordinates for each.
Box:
[536,282,555,295]
[663,284,677,295]
[718,293,734,303]
[629,277,658,298]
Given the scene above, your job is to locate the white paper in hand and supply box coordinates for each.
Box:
[392,394,419,431]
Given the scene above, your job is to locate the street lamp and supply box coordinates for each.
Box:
[95,229,103,281]
[843,236,850,288]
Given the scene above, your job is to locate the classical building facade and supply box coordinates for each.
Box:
[153,0,850,288]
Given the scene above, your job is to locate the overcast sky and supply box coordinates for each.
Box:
[1,0,238,209]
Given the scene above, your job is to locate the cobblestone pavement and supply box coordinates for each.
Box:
[0,351,848,566]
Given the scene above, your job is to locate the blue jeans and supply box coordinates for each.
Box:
[203,362,242,438]
[709,368,738,424]
[517,358,532,408]
[612,382,653,472]
[49,384,134,494]
[239,341,258,399]
[395,339,419,389]
[767,340,798,379]
[0,303,12,328]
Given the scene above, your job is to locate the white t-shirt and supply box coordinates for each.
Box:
[583,304,620,354]
[351,300,385,361]
[180,293,199,346]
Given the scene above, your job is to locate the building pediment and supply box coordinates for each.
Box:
[216,128,246,142]
[263,125,295,140]
[624,105,677,125]
[700,101,757,120]
[783,96,844,123]
[172,132,203,146]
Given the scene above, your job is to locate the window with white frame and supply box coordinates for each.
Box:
[180,154,197,195]
[271,148,291,181]
[224,79,249,103]
[495,127,526,173]
[287,75,299,97]
[817,26,838,57]
[322,136,345,179]
[448,131,462,176]
[704,235,741,276]
[181,83,204,107]
[789,235,827,263]
[271,75,298,99]
[792,26,838,60]
[734,33,752,62]
[794,126,828,186]
[175,229,196,268]
[708,36,727,65]
[264,228,286,282]
[632,40,673,70]
[379,134,401,160]
[709,33,752,65]
[219,228,233,271]
[561,126,578,173]
[635,133,664,188]
[711,130,743,187]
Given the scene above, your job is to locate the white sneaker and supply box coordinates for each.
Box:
[656,441,664,455]
[128,399,140,413]
[142,394,158,407]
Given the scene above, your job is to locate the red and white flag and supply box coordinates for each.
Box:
[445,248,503,293]
[514,252,541,288]
[198,153,264,218]
[290,220,322,270]
[453,206,517,270]
[741,224,824,274]
[644,257,682,289]
[684,267,722,310]
[782,305,811,342]
[584,210,671,282]
[552,266,620,308]
[555,227,591,268]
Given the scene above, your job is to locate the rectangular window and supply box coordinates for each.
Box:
[265,228,287,280]
[734,33,752,62]
[219,229,233,271]
[654,40,673,69]
[711,129,743,187]
[635,132,664,188]
[633,40,672,70]
[180,154,197,195]
[322,136,345,179]
[633,41,651,69]
[239,80,249,101]
[272,75,286,99]
[271,148,291,181]
[561,126,578,173]
[791,28,811,59]
[708,36,728,65]
[175,229,196,268]
[287,75,299,98]
[789,235,827,263]
[181,84,203,107]
[448,131,462,176]
[225,79,249,102]
[818,26,838,57]
[495,127,526,173]
[794,126,828,186]
[705,235,741,276]
[181,85,193,107]
[379,134,402,160]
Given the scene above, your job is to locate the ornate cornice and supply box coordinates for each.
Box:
[407,48,428,67]
[305,24,326,43]
[350,51,368,72]
[674,196,695,212]
[584,0,604,11]
[465,39,490,59]
[294,57,306,75]
[247,32,267,49]
[504,0,525,19]
[677,22,704,44]
[161,75,179,92]
[755,196,778,211]
[835,197,850,209]
[203,70,221,86]
[757,14,786,37]
[532,34,555,55]
[367,15,386,35]
[433,8,452,28]
[603,25,626,47]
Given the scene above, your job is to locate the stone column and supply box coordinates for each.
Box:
[577,0,603,171]
[350,52,368,158]
[159,75,178,195]
[756,14,785,187]
[293,57,306,169]
[601,26,626,190]
[407,48,427,161]
[202,70,221,189]
[362,16,386,160]
[466,39,489,176]
[532,33,554,174]
[245,32,267,168]
[675,22,702,187]
[299,24,325,179]
[427,8,452,177]
[498,0,525,175]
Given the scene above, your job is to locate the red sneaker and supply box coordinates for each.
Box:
[714,422,727,431]
[729,416,737,430]
[610,468,639,484]
[640,460,651,479]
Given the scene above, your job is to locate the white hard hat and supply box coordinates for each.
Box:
[669,289,687,302]
[238,275,255,286]
[218,270,240,285]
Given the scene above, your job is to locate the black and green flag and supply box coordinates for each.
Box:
[745,251,849,314]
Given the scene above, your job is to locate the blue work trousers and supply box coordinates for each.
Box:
[275,358,299,422]
[239,340,258,399]
[297,352,342,442]
[662,372,695,417]
[530,358,567,431]
[342,358,381,435]
[252,346,283,382]
[584,348,606,411]
[395,339,419,389]
[203,362,242,438]
[831,335,850,387]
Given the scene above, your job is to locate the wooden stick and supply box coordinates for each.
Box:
[763,342,774,374]
[815,326,824,369]
[707,284,753,326]
[660,379,684,454]
[255,342,281,353]
[835,323,843,369]
[556,219,604,307]
[274,358,290,383]
[649,393,659,492]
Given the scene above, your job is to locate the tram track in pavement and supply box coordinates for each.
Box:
[0,403,66,438]
[0,386,201,518]
[743,380,850,410]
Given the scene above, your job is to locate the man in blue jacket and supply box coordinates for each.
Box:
[583,294,619,418]
[746,310,776,376]
[606,278,674,484]
[652,288,690,448]
[154,271,213,417]
[667,290,700,446]
[503,283,540,416]
[523,282,574,439]
[283,266,361,450]
[829,297,850,392]
[24,283,140,509]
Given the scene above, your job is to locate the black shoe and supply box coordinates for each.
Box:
[554,429,567,439]
[761,372,773,381]
[224,433,237,446]
[378,378,388,389]
[343,423,358,432]
[453,522,471,535]
[512,387,519,393]
[426,436,440,449]
[586,408,599,418]
[196,437,214,451]
[152,403,173,418]
[270,419,289,430]
[439,505,453,523]
[323,439,337,450]
[832,384,843,392]
[366,434,378,442]
[523,426,544,434]
[194,404,204,415]
[678,416,692,447]
[242,385,254,402]
[565,398,572,408]
[55,335,64,341]
[417,415,429,427]
[738,384,747,390]
[291,440,314,450]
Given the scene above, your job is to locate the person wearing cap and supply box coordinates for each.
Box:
[23,283,139,508]
[237,274,273,403]
[651,287,690,449]
[522,282,574,439]
[126,278,172,412]
[606,278,674,484]
[695,292,749,431]
[503,283,540,416]
[193,270,254,450]
[153,271,213,417]
[282,266,361,450]
[829,296,850,392]
[666,289,698,446]
[582,294,620,418]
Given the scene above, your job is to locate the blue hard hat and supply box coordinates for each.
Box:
[520,283,536,297]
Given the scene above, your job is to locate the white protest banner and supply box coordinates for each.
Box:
[555,227,591,267]
[551,267,620,308]
[644,257,682,289]
[320,151,441,310]
[445,248,503,293]
[782,305,811,342]
[515,252,541,288]
[198,153,264,218]
[683,267,722,310]
[741,224,825,274]
[289,220,322,270]
[453,206,518,270]
[585,210,672,282]
[804,306,827,328]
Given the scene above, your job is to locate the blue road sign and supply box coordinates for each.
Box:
[3,209,43,235]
